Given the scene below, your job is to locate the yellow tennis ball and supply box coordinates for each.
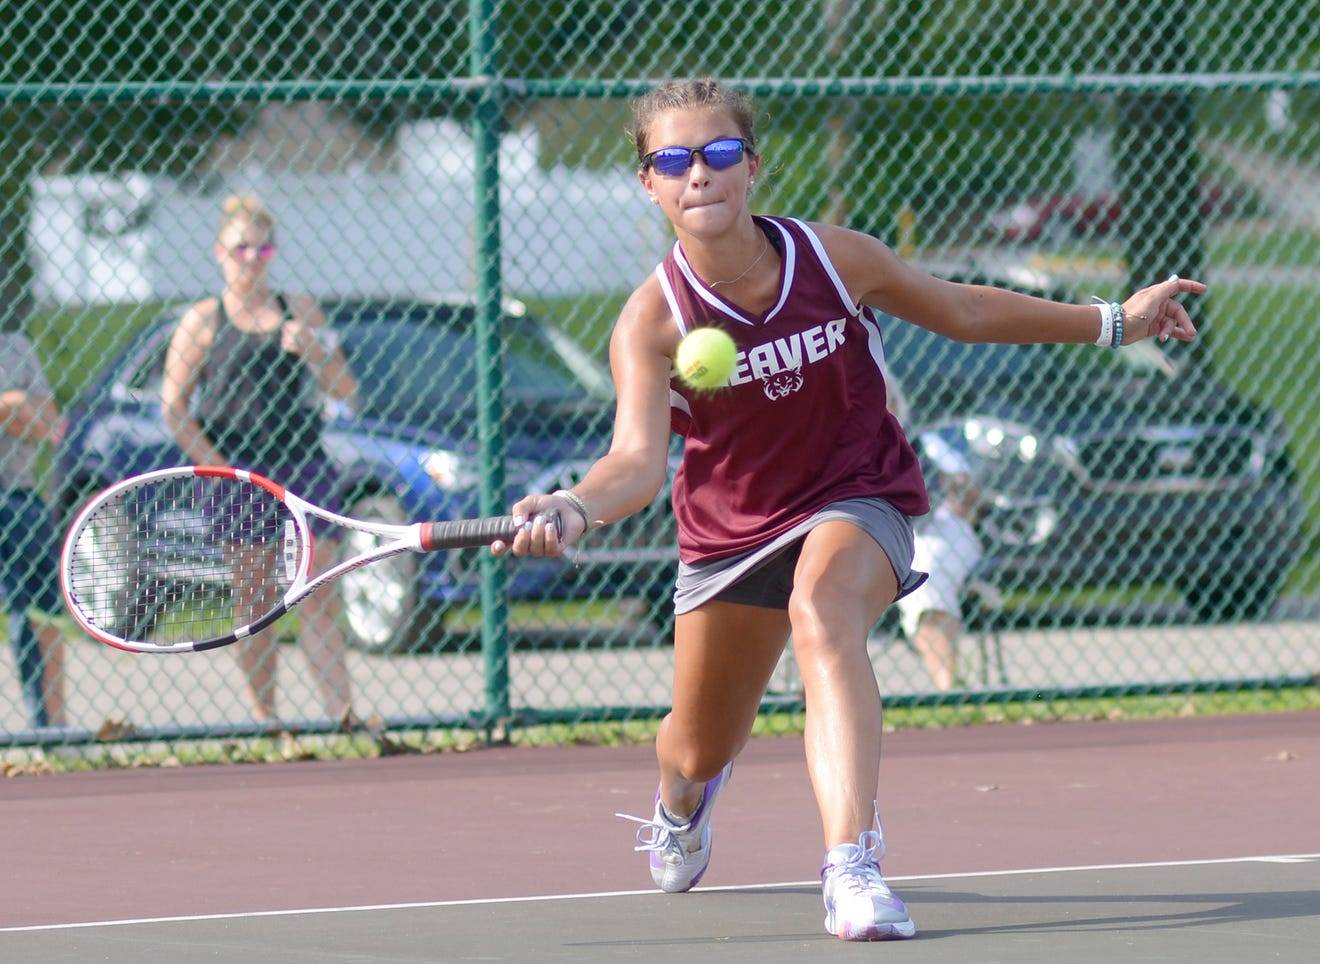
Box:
[676,327,737,390]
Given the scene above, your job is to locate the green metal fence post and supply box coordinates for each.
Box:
[469,0,511,740]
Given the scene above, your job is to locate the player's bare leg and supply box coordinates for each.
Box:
[788,521,897,847]
[913,611,961,692]
[228,542,280,722]
[791,520,914,940]
[299,536,353,723]
[658,601,790,816]
[34,619,66,726]
[621,600,789,893]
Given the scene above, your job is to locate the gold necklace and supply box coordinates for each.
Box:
[708,234,770,288]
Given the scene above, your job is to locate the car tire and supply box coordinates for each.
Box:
[337,492,440,654]
[1181,563,1287,624]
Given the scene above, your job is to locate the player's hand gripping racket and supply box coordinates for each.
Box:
[60,466,557,654]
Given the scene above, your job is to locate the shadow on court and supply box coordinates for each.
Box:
[6,861,1318,962]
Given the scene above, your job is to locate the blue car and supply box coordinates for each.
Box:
[54,298,679,653]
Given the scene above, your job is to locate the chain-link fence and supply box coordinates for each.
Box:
[2,2,1317,747]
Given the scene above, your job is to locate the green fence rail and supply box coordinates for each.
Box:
[2,1,1317,749]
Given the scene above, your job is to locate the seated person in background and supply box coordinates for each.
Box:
[896,433,986,692]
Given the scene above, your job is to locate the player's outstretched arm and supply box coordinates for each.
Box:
[494,278,677,559]
[815,222,1204,348]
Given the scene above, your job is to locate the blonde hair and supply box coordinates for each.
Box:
[629,78,758,165]
[217,193,275,239]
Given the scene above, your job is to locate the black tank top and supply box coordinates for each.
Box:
[194,294,326,470]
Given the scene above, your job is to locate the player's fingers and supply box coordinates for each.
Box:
[1158,304,1176,342]
[505,522,533,557]
[1171,303,1197,341]
[530,512,561,557]
[544,513,564,556]
[511,494,552,527]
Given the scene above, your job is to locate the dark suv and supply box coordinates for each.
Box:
[54,298,677,653]
[882,274,1302,622]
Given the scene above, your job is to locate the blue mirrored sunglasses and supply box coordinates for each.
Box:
[643,137,750,176]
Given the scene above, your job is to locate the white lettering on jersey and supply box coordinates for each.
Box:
[825,317,846,351]
[773,335,803,372]
[723,318,848,400]
[747,343,778,380]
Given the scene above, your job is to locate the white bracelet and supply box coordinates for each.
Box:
[1090,297,1114,347]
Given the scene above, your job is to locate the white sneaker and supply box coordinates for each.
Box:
[822,827,916,941]
[616,761,733,893]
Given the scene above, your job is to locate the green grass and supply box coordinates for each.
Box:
[28,301,170,406]
[520,291,629,357]
[1027,225,1320,271]
[1212,282,1320,596]
[1208,226,1320,269]
[6,684,1317,776]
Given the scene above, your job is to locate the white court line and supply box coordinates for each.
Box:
[3,852,1317,934]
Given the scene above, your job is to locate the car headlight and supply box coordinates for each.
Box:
[962,417,1041,463]
[421,450,480,490]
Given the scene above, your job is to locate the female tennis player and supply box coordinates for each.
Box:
[493,79,1203,941]
[161,194,360,726]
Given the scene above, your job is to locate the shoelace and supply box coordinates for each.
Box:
[615,809,693,863]
[827,829,893,897]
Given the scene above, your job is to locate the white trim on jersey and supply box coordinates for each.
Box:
[789,217,861,317]
[856,307,889,379]
[669,389,692,418]
[669,222,797,328]
[654,263,689,338]
[761,219,796,324]
[672,242,756,327]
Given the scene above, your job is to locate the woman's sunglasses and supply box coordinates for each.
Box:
[229,242,276,261]
[642,137,750,177]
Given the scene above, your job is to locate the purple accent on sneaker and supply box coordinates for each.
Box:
[646,761,733,890]
[822,833,916,941]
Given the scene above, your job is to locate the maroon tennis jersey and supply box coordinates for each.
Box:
[659,216,929,564]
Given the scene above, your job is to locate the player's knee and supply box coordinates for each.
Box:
[787,589,855,659]
[672,744,733,785]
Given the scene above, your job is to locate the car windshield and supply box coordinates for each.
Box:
[341,319,596,425]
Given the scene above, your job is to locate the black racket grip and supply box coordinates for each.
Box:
[419,511,561,552]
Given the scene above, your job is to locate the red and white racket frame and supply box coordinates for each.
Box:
[60,465,549,654]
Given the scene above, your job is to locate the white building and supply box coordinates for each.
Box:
[29,120,669,305]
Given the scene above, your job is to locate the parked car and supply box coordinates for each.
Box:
[882,272,1303,623]
[54,298,678,653]
[984,178,1242,243]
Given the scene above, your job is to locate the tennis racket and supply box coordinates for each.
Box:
[60,465,557,654]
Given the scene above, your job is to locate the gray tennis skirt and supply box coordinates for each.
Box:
[673,496,927,615]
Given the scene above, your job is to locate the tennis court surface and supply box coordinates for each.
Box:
[3,711,1318,961]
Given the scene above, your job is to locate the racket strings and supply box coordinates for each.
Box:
[67,476,307,644]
